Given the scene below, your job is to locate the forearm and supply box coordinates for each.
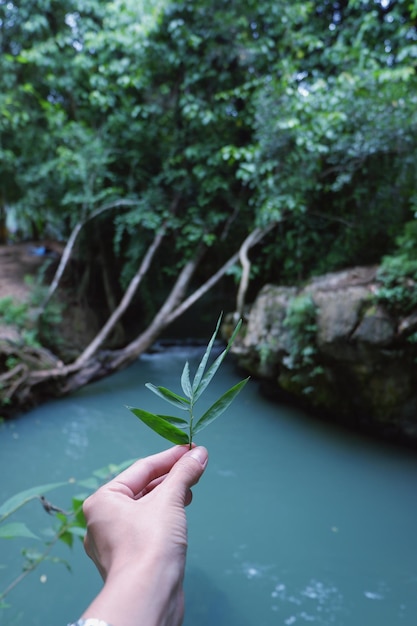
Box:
[81,557,184,626]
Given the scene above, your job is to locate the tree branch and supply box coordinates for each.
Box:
[74,223,167,367]
[39,199,138,311]
[235,222,277,317]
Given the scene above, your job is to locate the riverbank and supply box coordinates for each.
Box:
[1,346,417,626]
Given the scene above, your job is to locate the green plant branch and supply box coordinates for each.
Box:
[0,461,132,608]
[127,314,249,447]
[0,483,68,524]
[0,504,82,604]
[0,495,39,525]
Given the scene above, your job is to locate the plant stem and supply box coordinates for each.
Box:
[188,399,194,449]
[0,508,80,603]
[0,495,40,524]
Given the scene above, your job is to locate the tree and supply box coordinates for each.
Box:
[1,0,416,414]
[0,0,280,413]
[227,0,417,280]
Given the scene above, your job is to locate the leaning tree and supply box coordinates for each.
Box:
[1,0,416,415]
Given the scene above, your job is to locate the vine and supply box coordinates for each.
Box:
[282,293,323,392]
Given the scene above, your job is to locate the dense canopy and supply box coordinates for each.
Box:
[0,0,416,411]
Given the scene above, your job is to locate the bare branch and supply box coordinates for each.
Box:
[236,222,277,317]
[40,199,138,311]
[74,223,167,367]
[111,244,207,369]
[1,220,278,414]
[167,222,278,325]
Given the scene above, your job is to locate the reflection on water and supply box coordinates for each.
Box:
[1,346,417,625]
[62,415,90,459]
[224,544,346,624]
[270,578,345,624]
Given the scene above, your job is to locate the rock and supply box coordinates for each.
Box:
[234,284,297,378]
[229,266,417,443]
[313,287,369,360]
[350,305,395,346]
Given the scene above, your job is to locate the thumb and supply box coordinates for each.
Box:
[162,446,208,503]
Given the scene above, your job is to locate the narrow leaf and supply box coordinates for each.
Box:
[0,482,67,519]
[193,377,250,435]
[0,522,39,540]
[180,361,193,398]
[192,313,222,393]
[145,383,190,410]
[92,459,134,482]
[128,407,189,445]
[59,531,74,548]
[157,414,189,428]
[194,319,242,402]
[77,477,99,490]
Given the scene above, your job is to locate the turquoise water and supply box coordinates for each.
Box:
[0,344,416,625]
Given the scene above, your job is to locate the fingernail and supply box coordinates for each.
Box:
[189,446,208,469]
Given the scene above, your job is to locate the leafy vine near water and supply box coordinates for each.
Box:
[283,294,318,368]
[375,221,417,319]
[127,315,249,447]
[281,293,323,393]
[0,278,63,349]
[0,460,132,610]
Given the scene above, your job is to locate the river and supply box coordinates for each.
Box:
[0,343,416,625]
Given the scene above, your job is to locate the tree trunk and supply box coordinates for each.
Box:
[0,225,274,417]
[39,199,138,311]
[235,222,277,317]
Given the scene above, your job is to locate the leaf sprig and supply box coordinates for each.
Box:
[127,315,249,448]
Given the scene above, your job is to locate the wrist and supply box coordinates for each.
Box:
[82,555,184,626]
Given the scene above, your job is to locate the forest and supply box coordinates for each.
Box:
[0,0,417,414]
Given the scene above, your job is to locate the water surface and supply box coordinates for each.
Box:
[0,345,416,625]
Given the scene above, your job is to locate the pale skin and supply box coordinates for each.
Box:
[79,445,209,626]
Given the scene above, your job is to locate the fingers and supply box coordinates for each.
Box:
[161,446,208,504]
[110,445,191,497]
[134,473,167,499]
[136,475,194,506]
[184,488,193,507]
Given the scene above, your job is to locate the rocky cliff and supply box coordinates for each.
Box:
[227,267,417,442]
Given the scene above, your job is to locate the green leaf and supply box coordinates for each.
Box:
[86,460,136,489]
[193,319,242,402]
[59,530,74,548]
[144,384,190,410]
[77,477,100,490]
[0,522,39,540]
[0,482,67,519]
[129,314,247,446]
[180,361,193,398]
[128,407,190,445]
[72,497,86,527]
[157,414,189,428]
[193,377,250,435]
[192,313,223,393]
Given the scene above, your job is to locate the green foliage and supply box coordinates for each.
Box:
[257,337,279,372]
[1,0,417,306]
[0,482,67,521]
[0,278,63,349]
[0,297,28,327]
[0,522,39,540]
[375,220,417,315]
[0,458,133,607]
[128,314,249,446]
[283,294,320,375]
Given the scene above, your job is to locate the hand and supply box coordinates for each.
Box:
[79,445,208,626]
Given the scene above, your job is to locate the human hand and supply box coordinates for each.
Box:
[80,445,208,626]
